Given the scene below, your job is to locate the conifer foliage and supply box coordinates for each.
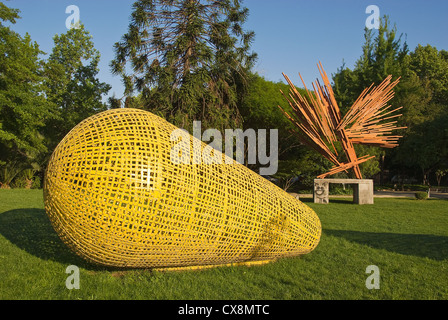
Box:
[111,0,257,131]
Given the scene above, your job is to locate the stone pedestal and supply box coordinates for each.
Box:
[314,179,374,205]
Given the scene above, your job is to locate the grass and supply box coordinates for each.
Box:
[0,189,447,300]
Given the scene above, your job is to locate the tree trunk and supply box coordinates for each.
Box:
[379,153,385,185]
[421,167,431,186]
[25,178,33,189]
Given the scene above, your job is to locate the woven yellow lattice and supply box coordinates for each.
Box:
[44,108,321,269]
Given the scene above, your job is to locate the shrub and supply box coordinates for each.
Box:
[10,168,36,189]
[31,176,41,189]
[415,191,428,200]
[10,175,27,188]
[330,185,353,195]
[0,163,22,189]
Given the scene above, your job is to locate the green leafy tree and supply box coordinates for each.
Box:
[239,73,328,177]
[239,73,300,151]
[0,2,52,187]
[43,24,111,151]
[111,0,257,132]
[409,44,448,107]
[333,18,447,133]
[391,46,448,183]
[394,114,448,185]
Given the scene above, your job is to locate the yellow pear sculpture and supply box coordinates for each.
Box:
[44,108,321,269]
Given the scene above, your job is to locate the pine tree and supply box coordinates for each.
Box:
[111,0,257,132]
[333,16,409,114]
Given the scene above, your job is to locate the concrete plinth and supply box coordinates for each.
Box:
[314,179,374,205]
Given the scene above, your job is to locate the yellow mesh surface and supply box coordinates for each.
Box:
[44,108,321,269]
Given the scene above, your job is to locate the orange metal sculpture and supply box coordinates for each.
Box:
[278,62,406,179]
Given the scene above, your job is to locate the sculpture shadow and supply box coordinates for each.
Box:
[0,208,116,271]
[324,229,448,261]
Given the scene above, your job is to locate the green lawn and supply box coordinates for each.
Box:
[0,189,447,300]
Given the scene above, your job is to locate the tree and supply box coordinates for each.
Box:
[333,16,408,114]
[436,169,448,187]
[409,44,448,107]
[43,24,111,151]
[111,0,257,132]
[239,73,301,153]
[238,73,331,178]
[394,114,448,185]
[391,45,448,183]
[331,16,436,182]
[0,2,52,187]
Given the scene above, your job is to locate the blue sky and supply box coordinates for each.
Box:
[7,0,448,101]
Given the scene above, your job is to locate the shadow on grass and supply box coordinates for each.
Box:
[324,229,448,261]
[0,208,120,271]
